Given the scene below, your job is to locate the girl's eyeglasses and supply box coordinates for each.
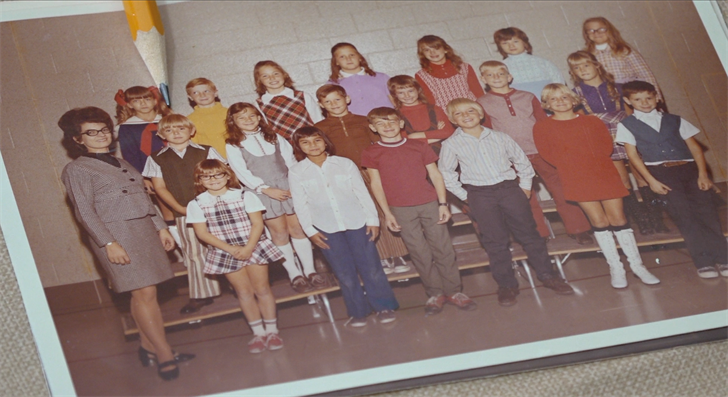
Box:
[81,127,112,136]
[586,28,608,34]
[198,173,227,181]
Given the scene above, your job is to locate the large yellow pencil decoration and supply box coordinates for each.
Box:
[122,0,171,106]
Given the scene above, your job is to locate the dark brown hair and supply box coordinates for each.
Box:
[493,27,533,59]
[114,86,172,124]
[225,102,278,146]
[59,107,115,157]
[290,126,337,161]
[329,43,377,83]
[621,80,658,99]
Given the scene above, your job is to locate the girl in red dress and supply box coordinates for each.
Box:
[533,84,659,289]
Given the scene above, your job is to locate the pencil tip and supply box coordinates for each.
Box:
[159,83,170,107]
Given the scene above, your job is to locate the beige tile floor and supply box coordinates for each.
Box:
[47,239,727,396]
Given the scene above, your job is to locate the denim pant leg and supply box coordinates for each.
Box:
[344,227,399,312]
[465,184,519,288]
[318,229,371,318]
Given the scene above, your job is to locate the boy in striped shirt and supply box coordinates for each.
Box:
[439,99,573,307]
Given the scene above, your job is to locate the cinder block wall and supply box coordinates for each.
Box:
[1,1,725,287]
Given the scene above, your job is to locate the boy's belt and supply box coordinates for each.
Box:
[658,161,690,167]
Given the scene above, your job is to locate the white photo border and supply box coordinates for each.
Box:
[0,1,726,396]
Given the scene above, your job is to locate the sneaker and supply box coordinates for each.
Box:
[345,316,368,327]
[541,277,575,295]
[376,310,397,324]
[497,286,520,307]
[446,292,477,310]
[424,295,447,316]
[381,259,395,275]
[307,272,328,289]
[265,333,284,351]
[290,275,313,293]
[697,267,719,279]
[248,335,266,354]
[393,257,411,273]
[718,264,728,278]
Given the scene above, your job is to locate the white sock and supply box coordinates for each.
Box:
[292,237,316,276]
[249,319,265,337]
[264,318,278,334]
[277,243,303,281]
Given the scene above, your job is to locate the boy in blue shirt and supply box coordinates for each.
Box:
[616,80,727,278]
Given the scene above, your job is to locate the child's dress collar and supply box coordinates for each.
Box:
[197,189,243,206]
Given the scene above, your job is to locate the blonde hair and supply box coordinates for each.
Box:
[445,98,485,123]
[582,17,632,57]
[416,35,464,73]
[478,60,509,75]
[253,60,295,97]
[158,114,196,138]
[540,83,581,110]
[566,51,621,104]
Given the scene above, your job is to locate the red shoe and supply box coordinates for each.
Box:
[265,333,284,351]
[248,335,266,354]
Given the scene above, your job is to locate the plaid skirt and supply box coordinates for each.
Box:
[593,111,629,161]
[199,195,284,274]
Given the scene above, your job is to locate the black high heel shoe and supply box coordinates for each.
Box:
[138,346,196,367]
[158,360,179,381]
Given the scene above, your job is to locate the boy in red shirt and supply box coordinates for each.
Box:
[361,107,475,315]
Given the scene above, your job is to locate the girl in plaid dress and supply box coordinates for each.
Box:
[582,17,664,104]
[567,51,668,235]
[187,160,285,354]
[253,60,323,141]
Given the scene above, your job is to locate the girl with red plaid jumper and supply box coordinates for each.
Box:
[225,103,325,294]
[187,159,284,353]
[253,60,323,141]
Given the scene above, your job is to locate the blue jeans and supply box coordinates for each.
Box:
[318,226,399,318]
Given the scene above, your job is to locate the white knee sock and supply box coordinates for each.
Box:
[292,237,316,276]
[593,230,627,288]
[277,243,303,281]
[613,228,660,285]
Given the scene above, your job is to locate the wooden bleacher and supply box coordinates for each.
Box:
[122,186,728,336]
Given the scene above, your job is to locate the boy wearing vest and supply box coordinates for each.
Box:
[615,80,727,279]
[143,114,226,313]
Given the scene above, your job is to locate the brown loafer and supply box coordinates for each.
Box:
[541,277,575,295]
[568,232,593,245]
[291,275,313,293]
[424,295,447,316]
[307,272,328,289]
[179,298,214,314]
[497,286,520,307]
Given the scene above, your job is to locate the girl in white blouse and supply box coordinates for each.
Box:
[288,126,399,327]
[225,102,323,293]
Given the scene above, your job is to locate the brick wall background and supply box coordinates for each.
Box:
[1,1,726,287]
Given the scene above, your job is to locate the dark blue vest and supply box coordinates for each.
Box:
[620,113,693,163]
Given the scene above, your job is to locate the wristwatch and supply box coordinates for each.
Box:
[438,202,448,206]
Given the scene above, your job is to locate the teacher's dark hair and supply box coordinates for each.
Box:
[58,107,114,157]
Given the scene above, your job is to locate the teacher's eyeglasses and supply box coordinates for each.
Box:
[198,173,227,181]
[81,127,112,136]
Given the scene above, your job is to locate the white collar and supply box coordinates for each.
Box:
[156,141,205,155]
[124,114,162,124]
[339,69,366,78]
[261,87,294,102]
[595,43,609,51]
[197,188,242,205]
[633,109,661,120]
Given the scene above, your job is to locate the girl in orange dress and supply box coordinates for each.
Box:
[533,84,659,289]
